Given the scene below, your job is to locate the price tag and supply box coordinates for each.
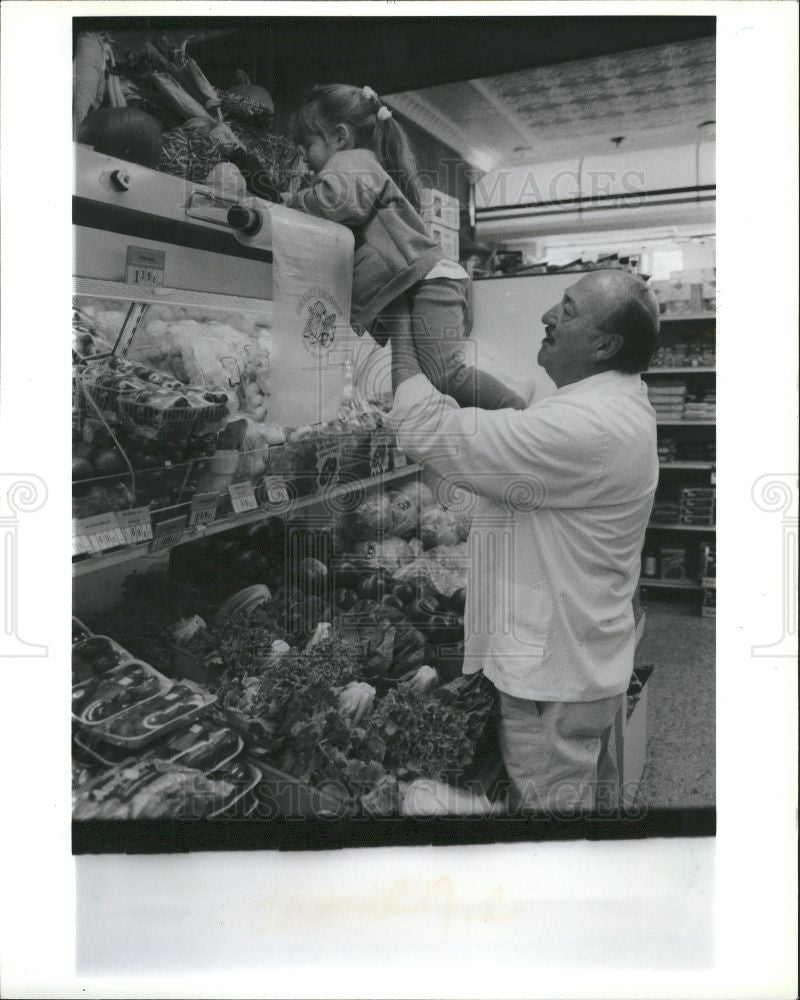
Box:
[189,492,220,527]
[261,477,290,505]
[125,246,165,287]
[369,430,393,477]
[316,440,341,490]
[72,530,94,556]
[75,512,126,553]
[116,506,153,546]
[228,481,258,515]
[392,448,408,469]
[149,515,188,552]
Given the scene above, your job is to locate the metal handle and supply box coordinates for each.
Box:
[184,187,242,227]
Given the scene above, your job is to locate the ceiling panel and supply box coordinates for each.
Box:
[388,38,715,170]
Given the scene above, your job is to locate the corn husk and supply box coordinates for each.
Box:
[151,70,215,125]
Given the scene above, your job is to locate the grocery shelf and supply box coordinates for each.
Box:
[659,462,715,469]
[647,522,715,532]
[72,463,421,577]
[646,367,715,374]
[657,420,715,426]
[639,578,704,591]
[658,313,716,323]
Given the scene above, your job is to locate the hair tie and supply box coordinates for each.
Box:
[362,86,379,103]
[376,106,393,122]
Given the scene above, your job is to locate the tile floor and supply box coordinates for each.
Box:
[634,600,715,808]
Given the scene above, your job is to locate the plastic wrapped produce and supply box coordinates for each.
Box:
[351,537,414,572]
[419,506,463,549]
[344,493,393,541]
[388,489,418,539]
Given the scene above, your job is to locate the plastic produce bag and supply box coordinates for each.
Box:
[232,200,353,426]
[352,536,414,572]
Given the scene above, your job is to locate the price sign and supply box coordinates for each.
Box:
[149,515,187,552]
[125,246,165,287]
[228,481,258,515]
[261,477,290,505]
[75,512,126,553]
[392,448,408,469]
[117,506,153,546]
[72,530,94,556]
[315,440,341,490]
[189,492,220,527]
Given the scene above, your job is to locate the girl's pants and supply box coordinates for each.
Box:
[497,688,624,815]
[370,278,527,411]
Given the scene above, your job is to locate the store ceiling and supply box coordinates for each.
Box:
[387,37,716,172]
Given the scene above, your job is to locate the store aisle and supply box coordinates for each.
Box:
[635,603,715,808]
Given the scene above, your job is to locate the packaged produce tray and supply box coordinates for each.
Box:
[91,681,217,749]
[72,659,173,728]
[244,758,350,820]
[72,758,251,821]
[72,617,93,646]
[73,729,138,769]
[207,760,263,819]
[141,719,243,772]
[72,635,134,684]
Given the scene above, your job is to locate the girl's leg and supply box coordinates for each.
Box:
[409,279,527,411]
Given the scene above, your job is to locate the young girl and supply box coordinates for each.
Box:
[285,83,526,411]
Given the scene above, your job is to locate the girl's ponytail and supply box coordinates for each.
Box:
[291,83,423,212]
[369,110,423,213]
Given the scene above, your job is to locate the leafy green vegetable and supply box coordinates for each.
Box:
[365,685,477,781]
[91,571,215,668]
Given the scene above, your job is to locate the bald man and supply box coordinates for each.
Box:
[387,269,661,815]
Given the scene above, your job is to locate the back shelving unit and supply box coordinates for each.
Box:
[640,311,716,616]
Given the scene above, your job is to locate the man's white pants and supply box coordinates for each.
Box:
[497,689,624,814]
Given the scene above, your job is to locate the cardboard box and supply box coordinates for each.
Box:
[420,187,460,230]
[659,545,687,580]
[614,662,653,809]
[426,220,460,261]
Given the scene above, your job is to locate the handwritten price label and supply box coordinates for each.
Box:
[125,246,165,287]
[228,481,258,515]
[189,492,220,526]
[148,515,187,552]
[74,513,126,553]
[72,531,94,556]
[392,449,408,469]
[116,506,153,546]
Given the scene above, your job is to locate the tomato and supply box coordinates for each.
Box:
[334,560,360,588]
[405,596,440,626]
[357,573,385,601]
[391,582,417,606]
[448,587,467,614]
[216,538,243,571]
[301,557,329,588]
[426,613,450,642]
[335,588,358,611]
[234,549,270,582]
[439,612,464,643]
[380,594,404,611]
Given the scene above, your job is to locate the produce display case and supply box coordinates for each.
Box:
[72,148,485,825]
[72,148,651,829]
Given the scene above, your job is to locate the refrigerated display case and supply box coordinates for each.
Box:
[72,146,496,827]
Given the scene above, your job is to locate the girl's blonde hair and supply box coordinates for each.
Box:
[290,84,423,211]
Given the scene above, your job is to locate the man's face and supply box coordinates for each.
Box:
[538,273,619,388]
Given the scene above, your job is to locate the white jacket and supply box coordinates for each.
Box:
[386,370,658,701]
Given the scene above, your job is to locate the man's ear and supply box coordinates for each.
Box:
[594,333,624,363]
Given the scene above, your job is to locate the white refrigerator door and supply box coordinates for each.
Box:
[471,273,577,405]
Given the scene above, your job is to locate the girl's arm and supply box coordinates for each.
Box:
[285,152,383,227]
